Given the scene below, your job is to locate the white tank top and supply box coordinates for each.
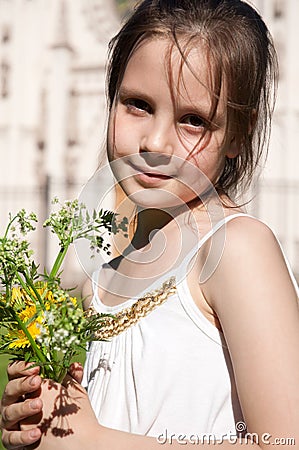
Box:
[82,213,299,439]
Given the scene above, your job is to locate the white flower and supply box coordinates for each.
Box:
[44,311,55,326]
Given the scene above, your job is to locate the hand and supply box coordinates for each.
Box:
[0,361,42,449]
[0,362,84,450]
[23,374,100,450]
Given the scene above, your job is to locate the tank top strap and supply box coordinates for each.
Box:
[177,212,299,297]
[197,212,251,247]
[178,212,251,274]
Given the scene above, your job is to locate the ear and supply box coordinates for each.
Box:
[225,137,239,159]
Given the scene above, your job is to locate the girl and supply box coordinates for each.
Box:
[1,0,299,449]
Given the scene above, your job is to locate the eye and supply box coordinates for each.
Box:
[124,98,152,114]
[181,114,206,129]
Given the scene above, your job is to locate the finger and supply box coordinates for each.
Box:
[1,398,42,430]
[2,427,41,450]
[1,375,42,407]
[7,362,40,381]
[68,362,84,384]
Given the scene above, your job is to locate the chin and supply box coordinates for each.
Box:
[126,188,189,210]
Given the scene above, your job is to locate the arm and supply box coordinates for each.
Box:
[6,378,262,450]
[202,217,299,449]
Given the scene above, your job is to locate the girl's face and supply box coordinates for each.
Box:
[108,38,235,208]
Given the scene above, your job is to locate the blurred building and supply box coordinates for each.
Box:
[0,0,119,284]
[0,0,298,283]
[250,0,299,281]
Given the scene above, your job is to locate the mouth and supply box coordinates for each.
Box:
[128,162,174,180]
[139,172,171,180]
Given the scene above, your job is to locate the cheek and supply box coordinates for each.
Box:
[107,112,136,159]
[188,146,226,183]
[107,107,128,159]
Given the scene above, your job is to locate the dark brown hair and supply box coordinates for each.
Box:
[106,0,278,196]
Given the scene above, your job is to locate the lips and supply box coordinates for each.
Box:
[126,161,174,187]
[128,162,173,179]
[140,172,171,179]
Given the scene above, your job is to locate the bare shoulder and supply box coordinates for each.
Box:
[224,214,279,253]
[217,213,287,262]
[203,214,298,308]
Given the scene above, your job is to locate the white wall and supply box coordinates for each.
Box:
[0,0,119,286]
[250,0,299,279]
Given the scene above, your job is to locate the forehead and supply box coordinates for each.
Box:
[120,37,225,114]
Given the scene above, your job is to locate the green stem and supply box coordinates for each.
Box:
[14,313,48,365]
[21,272,46,310]
[49,242,70,280]
[57,366,67,384]
[74,224,97,240]
[4,274,11,301]
[3,214,18,240]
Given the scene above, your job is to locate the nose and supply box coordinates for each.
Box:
[140,117,174,161]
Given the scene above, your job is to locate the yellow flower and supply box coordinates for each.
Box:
[10,287,32,307]
[8,304,43,349]
[6,282,77,349]
[34,284,54,303]
[7,283,49,349]
[10,283,57,308]
[70,296,77,307]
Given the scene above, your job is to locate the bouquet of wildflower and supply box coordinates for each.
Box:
[0,198,128,382]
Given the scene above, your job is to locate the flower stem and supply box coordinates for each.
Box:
[3,214,18,240]
[49,242,70,280]
[57,367,67,384]
[14,313,48,365]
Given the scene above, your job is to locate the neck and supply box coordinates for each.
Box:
[131,198,203,249]
[130,208,172,249]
